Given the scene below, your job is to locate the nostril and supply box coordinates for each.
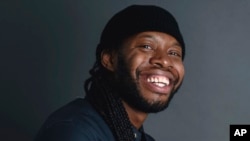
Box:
[153,62,164,68]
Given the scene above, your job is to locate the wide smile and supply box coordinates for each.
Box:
[146,75,170,87]
[140,73,175,95]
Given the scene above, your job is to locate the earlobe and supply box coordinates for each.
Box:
[101,50,116,71]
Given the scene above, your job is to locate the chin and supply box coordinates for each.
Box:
[121,91,172,113]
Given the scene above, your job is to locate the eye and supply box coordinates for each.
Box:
[169,51,182,57]
[140,45,153,50]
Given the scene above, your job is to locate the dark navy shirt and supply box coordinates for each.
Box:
[35,98,155,141]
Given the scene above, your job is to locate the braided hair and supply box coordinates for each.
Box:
[84,63,136,141]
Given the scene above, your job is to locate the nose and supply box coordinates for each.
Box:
[149,51,173,69]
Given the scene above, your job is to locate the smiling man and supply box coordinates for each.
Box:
[35,5,185,141]
[114,32,184,113]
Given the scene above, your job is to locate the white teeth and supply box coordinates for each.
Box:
[147,76,170,86]
[147,78,150,82]
[155,83,165,87]
[155,78,158,83]
[166,79,170,85]
[151,77,154,82]
[159,77,162,82]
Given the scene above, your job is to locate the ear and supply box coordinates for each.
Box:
[101,50,117,71]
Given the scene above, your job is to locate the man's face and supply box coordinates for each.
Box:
[104,31,185,113]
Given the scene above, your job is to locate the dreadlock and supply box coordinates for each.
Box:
[84,63,136,141]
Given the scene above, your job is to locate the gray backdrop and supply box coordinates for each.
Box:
[1,0,250,141]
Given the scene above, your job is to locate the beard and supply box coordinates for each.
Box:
[113,54,182,113]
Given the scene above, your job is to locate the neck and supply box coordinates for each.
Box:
[122,101,148,129]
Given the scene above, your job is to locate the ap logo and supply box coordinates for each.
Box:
[230,125,250,141]
[234,129,247,136]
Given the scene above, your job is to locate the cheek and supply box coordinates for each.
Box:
[175,62,185,80]
[125,53,148,77]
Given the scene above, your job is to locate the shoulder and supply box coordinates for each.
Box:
[35,98,115,141]
[144,133,155,141]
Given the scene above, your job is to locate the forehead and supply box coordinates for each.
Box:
[124,31,181,46]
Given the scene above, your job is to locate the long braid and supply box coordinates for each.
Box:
[84,66,135,141]
[103,86,133,140]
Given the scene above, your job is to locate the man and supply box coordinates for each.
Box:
[35,5,185,141]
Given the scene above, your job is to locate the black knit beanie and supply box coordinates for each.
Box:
[96,5,185,63]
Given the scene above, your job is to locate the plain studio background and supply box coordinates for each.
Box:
[1,0,250,141]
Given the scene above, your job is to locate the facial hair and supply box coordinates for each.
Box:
[113,53,182,113]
